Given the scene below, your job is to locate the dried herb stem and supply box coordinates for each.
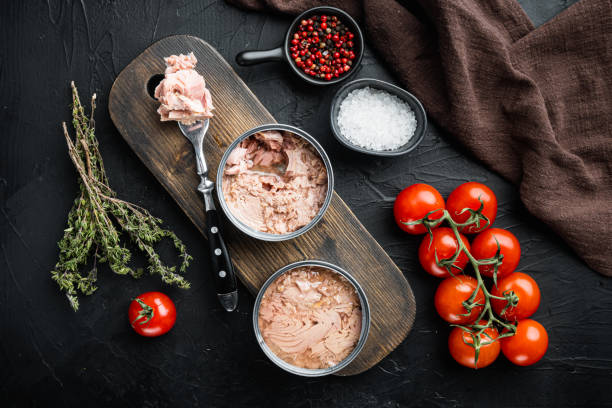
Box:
[51,82,192,311]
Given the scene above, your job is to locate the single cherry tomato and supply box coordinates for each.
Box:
[418,227,471,278]
[448,321,500,369]
[393,183,445,235]
[434,275,484,324]
[128,292,176,337]
[446,182,497,234]
[491,272,541,321]
[471,228,520,278]
[501,319,548,366]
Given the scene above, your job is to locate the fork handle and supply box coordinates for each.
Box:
[205,209,238,311]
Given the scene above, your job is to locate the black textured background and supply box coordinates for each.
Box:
[2,1,611,407]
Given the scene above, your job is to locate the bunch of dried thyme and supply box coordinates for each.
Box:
[51,82,191,311]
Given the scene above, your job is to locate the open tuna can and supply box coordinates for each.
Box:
[253,260,370,377]
[235,6,364,85]
[216,124,334,241]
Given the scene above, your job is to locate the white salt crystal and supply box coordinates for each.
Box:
[336,86,417,151]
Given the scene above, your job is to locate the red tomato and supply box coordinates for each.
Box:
[448,322,500,369]
[446,182,497,234]
[434,275,484,324]
[418,227,471,278]
[128,292,176,337]
[471,228,520,278]
[394,184,445,235]
[501,319,548,366]
[491,272,541,321]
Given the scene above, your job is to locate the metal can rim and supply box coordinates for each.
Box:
[252,260,371,377]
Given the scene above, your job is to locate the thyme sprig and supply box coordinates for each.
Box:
[51,82,192,311]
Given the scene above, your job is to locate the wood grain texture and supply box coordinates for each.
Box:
[108,35,415,376]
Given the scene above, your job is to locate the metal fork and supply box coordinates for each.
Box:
[178,119,238,312]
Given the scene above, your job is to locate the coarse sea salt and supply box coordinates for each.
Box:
[337,87,417,151]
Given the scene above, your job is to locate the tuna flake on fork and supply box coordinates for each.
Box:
[154,52,214,124]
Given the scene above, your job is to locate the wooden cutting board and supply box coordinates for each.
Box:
[108,35,415,376]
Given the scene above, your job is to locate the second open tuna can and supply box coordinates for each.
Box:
[216,124,334,241]
[252,260,370,377]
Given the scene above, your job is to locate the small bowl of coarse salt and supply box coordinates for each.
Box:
[330,78,427,156]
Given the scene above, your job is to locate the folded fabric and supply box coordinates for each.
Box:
[227,0,612,276]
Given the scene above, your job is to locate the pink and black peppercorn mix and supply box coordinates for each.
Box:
[289,15,357,81]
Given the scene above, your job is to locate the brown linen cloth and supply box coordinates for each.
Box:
[227,0,612,276]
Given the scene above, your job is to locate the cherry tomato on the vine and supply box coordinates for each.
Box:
[394,183,445,235]
[501,319,548,366]
[471,228,520,279]
[446,182,497,234]
[491,272,540,321]
[418,227,471,278]
[128,291,176,337]
[448,321,500,369]
[434,275,484,324]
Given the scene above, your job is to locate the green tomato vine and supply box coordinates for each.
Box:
[405,201,518,366]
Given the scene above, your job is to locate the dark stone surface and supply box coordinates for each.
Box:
[1,1,611,407]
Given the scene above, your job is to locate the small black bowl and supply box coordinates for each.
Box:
[236,6,364,86]
[330,78,428,157]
